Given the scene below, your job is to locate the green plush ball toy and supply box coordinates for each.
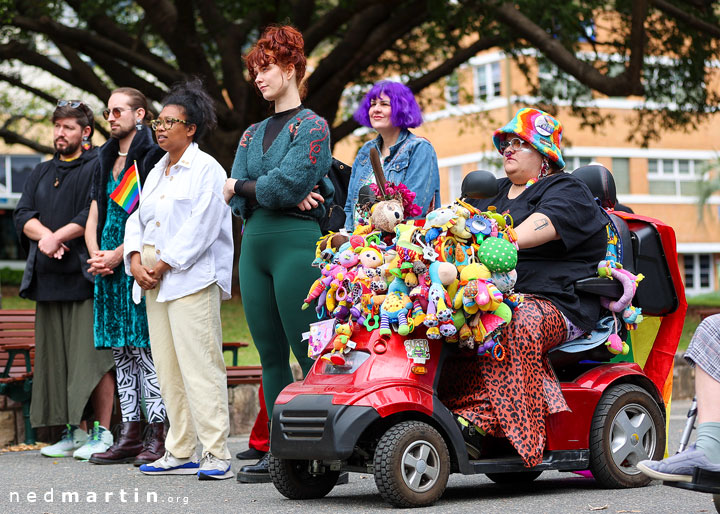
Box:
[479,237,517,273]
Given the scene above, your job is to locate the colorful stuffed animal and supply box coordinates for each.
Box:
[371,200,405,233]
[321,322,357,365]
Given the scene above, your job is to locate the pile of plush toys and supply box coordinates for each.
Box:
[597,224,645,356]
[303,181,524,372]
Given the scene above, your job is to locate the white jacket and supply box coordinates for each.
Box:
[124,143,233,303]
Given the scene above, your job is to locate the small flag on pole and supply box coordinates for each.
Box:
[109,161,142,214]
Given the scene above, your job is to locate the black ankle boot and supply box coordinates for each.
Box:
[236,452,271,483]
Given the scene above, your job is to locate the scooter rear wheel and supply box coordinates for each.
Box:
[589,383,665,488]
[374,420,450,507]
[713,493,719,513]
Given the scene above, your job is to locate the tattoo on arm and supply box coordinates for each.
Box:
[533,218,549,231]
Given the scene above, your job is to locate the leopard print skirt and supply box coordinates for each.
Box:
[438,296,569,468]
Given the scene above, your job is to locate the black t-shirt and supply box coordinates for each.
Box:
[263,105,303,153]
[470,173,608,332]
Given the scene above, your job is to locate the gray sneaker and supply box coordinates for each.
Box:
[637,444,720,482]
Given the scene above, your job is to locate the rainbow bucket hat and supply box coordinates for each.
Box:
[492,108,565,170]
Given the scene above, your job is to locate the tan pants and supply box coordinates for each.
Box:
[142,245,230,459]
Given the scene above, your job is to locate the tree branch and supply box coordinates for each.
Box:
[0,41,96,95]
[55,43,111,100]
[135,0,221,97]
[650,0,720,38]
[0,72,56,104]
[12,15,182,85]
[405,35,505,92]
[304,0,393,54]
[494,2,644,97]
[291,0,315,32]
[0,126,53,154]
[197,0,251,120]
[308,1,429,122]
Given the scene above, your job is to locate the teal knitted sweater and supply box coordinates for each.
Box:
[229,108,333,222]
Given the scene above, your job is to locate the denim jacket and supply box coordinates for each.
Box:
[344,129,441,231]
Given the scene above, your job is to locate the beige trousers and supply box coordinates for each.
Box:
[142,245,230,460]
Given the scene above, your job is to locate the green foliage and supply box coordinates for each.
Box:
[0,267,23,286]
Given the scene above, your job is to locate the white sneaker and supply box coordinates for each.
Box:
[73,421,113,461]
[41,425,89,458]
[140,451,200,475]
[197,452,232,480]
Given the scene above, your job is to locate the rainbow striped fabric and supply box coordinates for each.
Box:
[109,163,141,214]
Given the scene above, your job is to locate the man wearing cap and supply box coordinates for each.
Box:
[13,100,115,459]
[438,107,608,468]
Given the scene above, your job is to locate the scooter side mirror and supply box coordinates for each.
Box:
[461,170,499,199]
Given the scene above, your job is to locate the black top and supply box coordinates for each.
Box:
[13,148,98,301]
[470,173,608,332]
[263,105,303,153]
[91,128,165,246]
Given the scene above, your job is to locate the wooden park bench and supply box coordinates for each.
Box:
[0,309,36,444]
[222,341,262,386]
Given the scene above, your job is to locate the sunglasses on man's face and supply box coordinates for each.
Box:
[57,99,85,109]
[102,107,137,120]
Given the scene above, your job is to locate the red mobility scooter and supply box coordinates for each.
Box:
[268,167,686,507]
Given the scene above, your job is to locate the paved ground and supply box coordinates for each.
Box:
[0,399,717,514]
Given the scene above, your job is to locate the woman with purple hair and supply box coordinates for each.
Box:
[344,81,441,231]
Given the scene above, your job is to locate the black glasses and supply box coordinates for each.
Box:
[151,117,189,131]
[102,107,137,120]
[57,99,85,109]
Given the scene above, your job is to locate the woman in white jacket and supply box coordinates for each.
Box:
[124,79,233,480]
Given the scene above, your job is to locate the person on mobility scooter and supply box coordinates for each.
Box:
[268,109,686,508]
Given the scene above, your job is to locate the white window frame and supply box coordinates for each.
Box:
[473,61,501,103]
[683,253,715,296]
[0,154,43,204]
[647,158,704,196]
[448,165,463,201]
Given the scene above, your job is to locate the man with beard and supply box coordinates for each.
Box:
[14,101,115,459]
[84,87,167,466]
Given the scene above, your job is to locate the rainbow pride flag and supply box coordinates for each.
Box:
[110,162,141,214]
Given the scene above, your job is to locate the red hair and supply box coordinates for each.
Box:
[246,25,307,96]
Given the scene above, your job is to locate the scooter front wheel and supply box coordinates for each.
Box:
[268,455,340,500]
[374,420,450,508]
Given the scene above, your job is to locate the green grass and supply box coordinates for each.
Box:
[687,291,720,307]
[1,290,261,366]
[678,312,700,352]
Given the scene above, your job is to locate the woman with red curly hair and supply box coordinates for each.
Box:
[223,25,333,482]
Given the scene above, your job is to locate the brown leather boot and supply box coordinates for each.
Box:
[89,421,143,464]
[133,421,167,466]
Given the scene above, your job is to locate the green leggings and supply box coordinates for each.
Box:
[239,209,318,415]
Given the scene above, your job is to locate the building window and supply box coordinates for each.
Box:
[1,154,42,198]
[445,72,460,107]
[448,165,463,200]
[648,158,704,196]
[566,156,593,172]
[611,157,631,195]
[684,253,714,295]
[474,61,501,102]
